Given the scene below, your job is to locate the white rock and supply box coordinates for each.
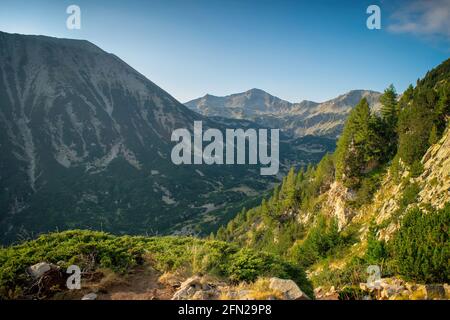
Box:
[28,262,51,279]
[81,293,97,300]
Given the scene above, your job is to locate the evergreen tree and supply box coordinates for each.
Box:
[366,115,390,163]
[313,153,335,192]
[281,168,297,209]
[399,84,414,110]
[436,84,450,131]
[397,97,434,165]
[335,98,371,188]
[296,169,305,187]
[380,84,398,127]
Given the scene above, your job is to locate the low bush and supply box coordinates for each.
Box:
[400,183,420,208]
[390,204,450,283]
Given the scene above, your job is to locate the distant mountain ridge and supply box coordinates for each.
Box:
[185,89,382,138]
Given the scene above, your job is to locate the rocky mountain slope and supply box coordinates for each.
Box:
[0,31,335,243]
[215,58,450,299]
[185,89,382,138]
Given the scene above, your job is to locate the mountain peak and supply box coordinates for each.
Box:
[0,30,105,55]
[245,88,267,95]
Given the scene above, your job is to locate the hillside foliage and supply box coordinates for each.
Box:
[0,230,313,299]
[216,58,450,287]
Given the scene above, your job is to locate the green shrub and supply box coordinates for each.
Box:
[365,223,388,265]
[409,160,424,178]
[390,204,450,283]
[400,183,420,208]
[352,170,384,207]
[290,216,342,268]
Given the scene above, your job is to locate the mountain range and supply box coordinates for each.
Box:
[185,88,382,138]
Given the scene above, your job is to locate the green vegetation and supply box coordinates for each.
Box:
[290,216,342,268]
[0,230,313,299]
[365,223,388,265]
[409,160,424,178]
[310,256,369,290]
[397,60,450,165]
[335,98,374,188]
[2,60,448,300]
[390,204,450,283]
[400,182,420,208]
[334,85,400,190]
[380,84,398,128]
[216,153,339,256]
[312,203,450,289]
[216,58,450,293]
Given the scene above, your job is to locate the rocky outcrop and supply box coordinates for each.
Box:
[417,128,450,209]
[315,278,449,300]
[314,286,339,300]
[323,181,356,229]
[81,293,98,300]
[375,128,450,241]
[171,276,310,300]
[268,277,310,300]
[172,276,221,300]
[358,278,449,300]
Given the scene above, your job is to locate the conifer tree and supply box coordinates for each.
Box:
[335,98,371,187]
[380,84,398,127]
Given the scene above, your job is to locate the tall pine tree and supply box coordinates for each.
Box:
[380,84,398,126]
[335,98,371,188]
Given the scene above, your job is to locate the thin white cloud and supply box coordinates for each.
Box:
[387,0,450,41]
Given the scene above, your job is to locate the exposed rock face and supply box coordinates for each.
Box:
[186,89,293,118]
[314,286,339,300]
[185,89,382,138]
[418,129,450,209]
[323,181,356,229]
[268,277,310,300]
[0,31,214,242]
[374,128,450,241]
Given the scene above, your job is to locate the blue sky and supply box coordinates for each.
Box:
[0,0,448,103]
